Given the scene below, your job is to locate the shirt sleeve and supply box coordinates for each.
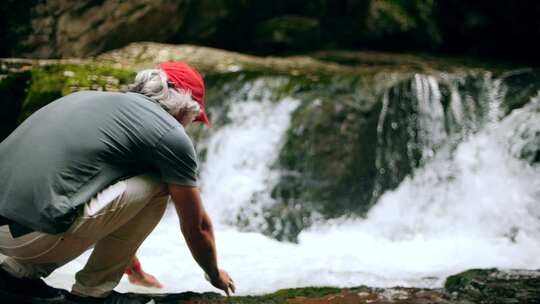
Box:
[149,126,198,186]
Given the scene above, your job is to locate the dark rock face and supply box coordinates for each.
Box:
[435,0,540,64]
[268,75,381,240]
[2,1,540,63]
[254,15,322,52]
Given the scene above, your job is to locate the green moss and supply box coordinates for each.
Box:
[153,287,342,304]
[271,287,341,298]
[18,66,65,122]
[17,64,134,123]
[223,287,341,304]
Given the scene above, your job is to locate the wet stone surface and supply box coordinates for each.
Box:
[135,269,540,304]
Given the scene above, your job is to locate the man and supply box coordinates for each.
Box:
[0,61,235,303]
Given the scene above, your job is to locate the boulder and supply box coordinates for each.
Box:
[2,0,188,58]
[445,268,540,303]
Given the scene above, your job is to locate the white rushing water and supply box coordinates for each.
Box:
[47,80,540,296]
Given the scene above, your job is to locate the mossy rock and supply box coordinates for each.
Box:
[16,64,134,123]
[445,268,497,293]
[274,75,381,216]
[226,287,341,304]
[151,287,342,304]
[228,73,385,242]
[0,61,134,141]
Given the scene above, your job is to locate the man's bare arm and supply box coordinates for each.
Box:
[169,184,235,295]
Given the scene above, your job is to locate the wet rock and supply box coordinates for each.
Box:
[445,268,540,303]
[135,268,540,303]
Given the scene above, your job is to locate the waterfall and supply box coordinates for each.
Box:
[199,80,300,229]
[366,98,540,241]
[372,73,507,201]
[46,74,540,295]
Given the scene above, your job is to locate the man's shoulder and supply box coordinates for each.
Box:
[54,91,133,110]
[68,91,168,118]
[66,90,123,98]
[65,90,148,102]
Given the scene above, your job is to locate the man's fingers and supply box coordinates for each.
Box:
[226,273,235,294]
[210,269,235,296]
[223,280,236,296]
[128,272,164,289]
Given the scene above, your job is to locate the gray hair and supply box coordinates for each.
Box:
[128,69,201,118]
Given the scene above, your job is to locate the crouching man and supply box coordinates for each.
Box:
[0,61,235,303]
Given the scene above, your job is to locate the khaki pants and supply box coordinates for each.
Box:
[0,175,168,297]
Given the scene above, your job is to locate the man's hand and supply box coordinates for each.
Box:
[127,268,163,288]
[125,256,163,289]
[207,269,235,296]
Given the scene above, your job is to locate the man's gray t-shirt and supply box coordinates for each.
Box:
[0,91,198,235]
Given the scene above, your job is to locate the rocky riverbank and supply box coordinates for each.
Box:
[135,268,540,303]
